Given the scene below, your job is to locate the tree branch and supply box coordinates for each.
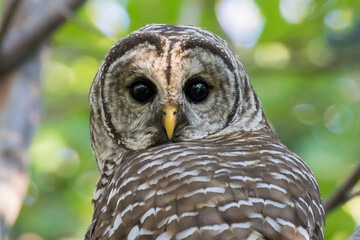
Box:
[324,163,360,214]
[348,190,360,200]
[0,0,22,46]
[0,0,87,76]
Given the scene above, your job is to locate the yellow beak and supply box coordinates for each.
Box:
[163,106,177,140]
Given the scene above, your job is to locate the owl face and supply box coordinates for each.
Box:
[90,24,266,154]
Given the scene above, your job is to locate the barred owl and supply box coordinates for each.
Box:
[85,24,325,240]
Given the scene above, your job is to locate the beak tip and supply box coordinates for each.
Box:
[163,106,177,141]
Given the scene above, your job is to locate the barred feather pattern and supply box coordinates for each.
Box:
[86,24,325,240]
[85,130,324,240]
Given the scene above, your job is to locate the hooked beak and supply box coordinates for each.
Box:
[163,106,177,140]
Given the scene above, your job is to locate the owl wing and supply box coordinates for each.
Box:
[85,130,324,240]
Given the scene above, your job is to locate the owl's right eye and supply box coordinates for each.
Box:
[128,79,156,103]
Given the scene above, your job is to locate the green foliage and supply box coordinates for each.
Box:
[11,0,360,239]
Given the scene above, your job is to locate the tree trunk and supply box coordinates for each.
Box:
[0,0,87,237]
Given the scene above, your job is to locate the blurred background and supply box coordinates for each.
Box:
[3,0,360,239]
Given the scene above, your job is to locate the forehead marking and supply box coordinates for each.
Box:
[164,38,235,86]
[181,39,234,72]
[165,42,173,85]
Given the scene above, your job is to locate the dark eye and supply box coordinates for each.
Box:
[184,78,211,103]
[128,79,156,103]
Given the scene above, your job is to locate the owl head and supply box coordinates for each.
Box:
[89,24,268,171]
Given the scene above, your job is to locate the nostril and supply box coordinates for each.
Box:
[164,110,177,116]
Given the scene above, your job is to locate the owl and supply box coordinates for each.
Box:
[85,24,325,240]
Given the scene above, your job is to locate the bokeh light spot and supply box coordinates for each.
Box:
[44,62,75,95]
[324,9,355,40]
[72,56,99,94]
[324,104,354,134]
[30,131,79,177]
[52,147,80,178]
[216,0,265,48]
[17,233,43,240]
[305,37,334,66]
[293,104,320,125]
[89,0,130,38]
[31,130,67,173]
[337,77,360,102]
[254,42,290,69]
[280,0,313,24]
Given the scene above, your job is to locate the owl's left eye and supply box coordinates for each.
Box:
[128,79,156,103]
[184,78,211,103]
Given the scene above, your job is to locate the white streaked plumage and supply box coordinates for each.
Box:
[85,24,324,240]
[175,227,198,240]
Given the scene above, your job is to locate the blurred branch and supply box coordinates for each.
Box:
[349,190,360,199]
[0,0,22,46]
[324,163,360,215]
[0,0,87,76]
